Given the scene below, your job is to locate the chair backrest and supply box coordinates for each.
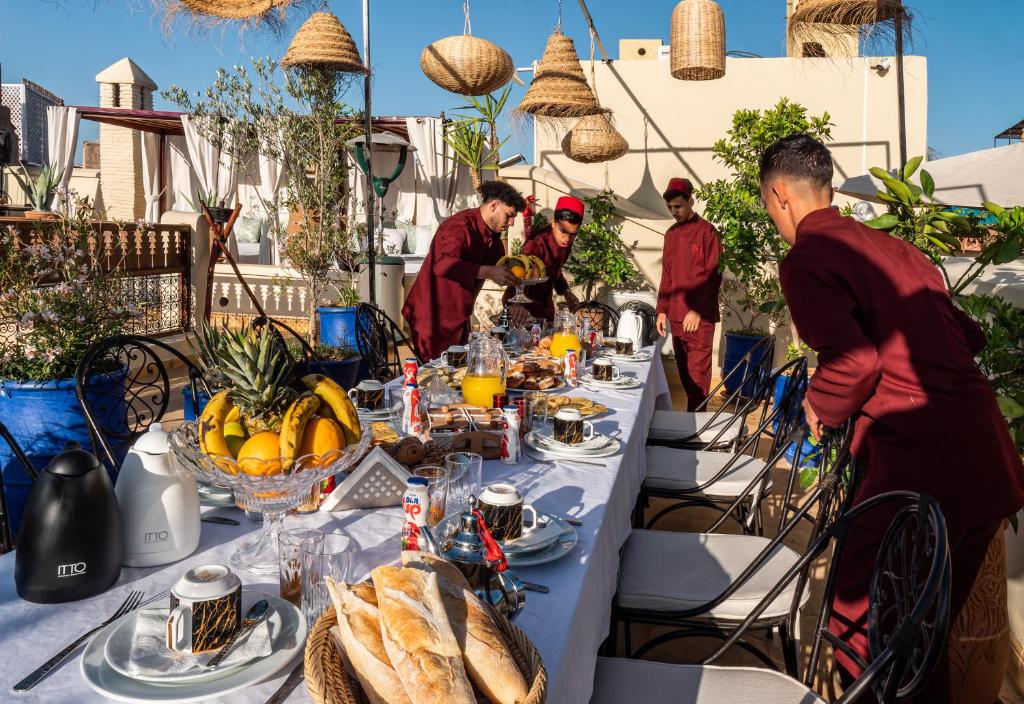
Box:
[251,316,318,365]
[705,491,950,704]
[76,335,209,475]
[576,301,620,337]
[355,303,420,382]
[0,420,35,554]
[616,300,659,346]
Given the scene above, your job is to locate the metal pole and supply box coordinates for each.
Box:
[895,12,908,171]
[362,0,376,305]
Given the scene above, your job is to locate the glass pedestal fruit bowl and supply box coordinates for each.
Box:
[170,420,371,575]
[508,277,548,305]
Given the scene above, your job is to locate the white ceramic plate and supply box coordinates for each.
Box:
[506,519,578,567]
[532,427,615,452]
[607,350,653,362]
[525,433,621,459]
[507,381,567,395]
[501,513,567,555]
[579,374,642,390]
[81,592,305,703]
[104,592,287,684]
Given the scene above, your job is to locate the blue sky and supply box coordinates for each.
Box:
[1,0,1020,162]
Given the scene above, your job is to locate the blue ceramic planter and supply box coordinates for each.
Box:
[771,372,821,468]
[182,386,212,422]
[317,306,359,352]
[303,357,362,391]
[0,373,127,535]
[723,332,772,397]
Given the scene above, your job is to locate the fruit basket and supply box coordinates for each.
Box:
[499,254,548,305]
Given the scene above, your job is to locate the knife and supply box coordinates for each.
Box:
[207,599,270,668]
[265,661,305,704]
[202,515,241,526]
[521,581,550,593]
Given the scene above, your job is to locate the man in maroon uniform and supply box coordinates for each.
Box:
[502,195,584,322]
[655,178,722,411]
[760,134,1024,701]
[402,181,525,361]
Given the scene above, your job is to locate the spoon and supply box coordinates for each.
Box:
[206,599,270,668]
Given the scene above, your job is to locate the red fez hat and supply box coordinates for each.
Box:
[555,195,585,217]
[665,177,694,198]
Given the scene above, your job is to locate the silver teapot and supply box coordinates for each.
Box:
[420,498,525,620]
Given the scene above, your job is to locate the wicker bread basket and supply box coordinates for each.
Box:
[305,603,548,704]
[421,35,515,96]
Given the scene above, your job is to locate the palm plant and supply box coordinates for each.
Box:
[443,85,512,191]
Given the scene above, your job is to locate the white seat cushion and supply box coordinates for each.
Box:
[617,530,805,621]
[644,446,768,497]
[592,658,826,704]
[648,410,742,444]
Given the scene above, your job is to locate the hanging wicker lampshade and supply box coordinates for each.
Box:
[178,0,295,19]
[670,0,726,81]
[420,35,515,96]
[282,11,367,73]
[515,31,604,119]
[561,114,629,164]
[788,0,910,52]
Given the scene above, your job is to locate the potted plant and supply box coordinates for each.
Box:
[10,162,64,219]
[564,190,643,302]
[296,342,363,391]
[317,276,362,353]
[699,99,833,393]
[0,203,138,534]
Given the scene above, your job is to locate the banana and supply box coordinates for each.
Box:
[278,392,321,470]
[198,389,234,458]
[301,374,362,445]
[225,405,240,423]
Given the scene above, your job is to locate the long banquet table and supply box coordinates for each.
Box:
[0,350,670,703]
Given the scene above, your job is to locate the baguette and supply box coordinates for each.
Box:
[325,578,411,704]
[371,566,475,704]
[402,553,530,704]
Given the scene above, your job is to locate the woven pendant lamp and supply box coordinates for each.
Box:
[670,0,726,81]
[561,114,628,163]
[421,35,515,96]
[515,31,604,119]
[282,11,367,73]
[178,0,295,19]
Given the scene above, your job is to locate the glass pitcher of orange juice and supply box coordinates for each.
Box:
[549,307,582,359]
[461,335,509,408]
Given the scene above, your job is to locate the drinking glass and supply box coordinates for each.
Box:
[413,465,449,527]
[445,452,483,515]
[278,528,324,607]
[385,386,403,426]
[301,531,353,627]
[524,391,548,434]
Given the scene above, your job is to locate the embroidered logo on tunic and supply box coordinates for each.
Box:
[690,244,703,255]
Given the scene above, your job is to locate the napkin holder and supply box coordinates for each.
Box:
[320,447,410,512]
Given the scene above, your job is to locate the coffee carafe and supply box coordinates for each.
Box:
[15,446,123,603]
[116,422,200,567]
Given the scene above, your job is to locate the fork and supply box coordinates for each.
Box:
[13,589,146,692]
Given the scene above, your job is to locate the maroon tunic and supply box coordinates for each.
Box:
[402,208,504,362]
[655,215,722,325]
[500,226,572,321]
[780,207,1024,688]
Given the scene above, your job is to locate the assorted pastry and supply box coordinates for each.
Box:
[506,359,563,391]
[537,395,608,418]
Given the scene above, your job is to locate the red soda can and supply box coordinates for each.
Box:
[402,358,419,387]
[492,392,509,410]
[564,349,579,387]
[500,407,522,464]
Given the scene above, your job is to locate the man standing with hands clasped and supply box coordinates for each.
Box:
[655,177,723,411]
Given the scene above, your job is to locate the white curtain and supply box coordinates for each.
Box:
[181,114,238,257]
[165,135,199,212]
[45,106,80,209]
[405,117,459,230]
[257,144,288,266]
[347,150,416,226]
[139,131,162,223]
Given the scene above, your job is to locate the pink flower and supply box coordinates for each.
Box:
[39,310,58,322]
[74,315,86,324]
[20,311,36,325]
[24,348,36,360]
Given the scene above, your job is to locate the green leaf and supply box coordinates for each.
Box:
[983,201,1005,217]
[997,396,1024,420]
[881,176,913,204]
[903,156,923,180]
[868,167,891,181]
[799,467,819,490]
[920,169,935,199]
[758,299,786,314]
[995,239,1022,264]
[865,213,899,230]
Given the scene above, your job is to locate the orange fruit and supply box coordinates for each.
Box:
[510,264,526,279]
[299,417,347,459]
[236,431,282,477]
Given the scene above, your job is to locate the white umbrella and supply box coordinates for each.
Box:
[837,143,1024,208]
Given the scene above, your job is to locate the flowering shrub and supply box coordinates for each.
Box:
[0,205,137,381]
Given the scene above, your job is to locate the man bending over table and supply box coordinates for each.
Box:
[759,134,1024,702]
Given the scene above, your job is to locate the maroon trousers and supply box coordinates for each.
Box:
[671,320,715,412]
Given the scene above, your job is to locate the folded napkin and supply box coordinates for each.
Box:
[128,607,273,676]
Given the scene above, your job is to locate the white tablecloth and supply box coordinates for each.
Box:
[0,351,670,704]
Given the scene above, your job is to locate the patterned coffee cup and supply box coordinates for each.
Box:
[478,483,539,541]
[615,338,634,356]
[592,357,621,382]
[166,564,242,654]
[553,408,595,445]
[348,380,385,410]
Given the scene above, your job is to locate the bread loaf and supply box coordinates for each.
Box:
[401,553,530,704]
[325,578,411,704]
[371,566,475,704]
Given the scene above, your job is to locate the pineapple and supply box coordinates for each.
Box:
[204,323,297,435]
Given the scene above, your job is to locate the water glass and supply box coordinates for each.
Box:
[301,531,353,626]
[413,465,449,527]
[524,391,548,433]
[445,452,483,514]
[278,528,324,607]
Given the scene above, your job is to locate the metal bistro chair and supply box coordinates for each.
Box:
[250,315,319,366]
[637,357,809,535]
[594,491,951,704]
[616,299,659,347]
[355,302,421,382]
[0,420,37,554]
[576,300,620,337]
[609,422,857,678]
[76,334,211,476]
[647,335,776,452]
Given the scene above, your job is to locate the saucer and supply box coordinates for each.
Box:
[525,431,621,458]
[506,521,578,567]
[500,513,566,555]
[532,427,614,452]
[579,374,642,390]
[607,350,653,362]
